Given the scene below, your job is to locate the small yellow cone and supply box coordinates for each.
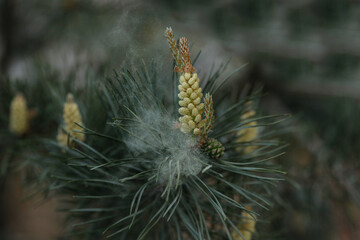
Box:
[236,109,259,154]
[232,206,256,240]
[57,93,85,146]
[178,72,204,135]
[9,93,28,135]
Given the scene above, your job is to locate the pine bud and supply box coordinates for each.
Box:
[9,93,28,135]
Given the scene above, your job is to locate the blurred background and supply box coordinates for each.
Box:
[1,0,360,239]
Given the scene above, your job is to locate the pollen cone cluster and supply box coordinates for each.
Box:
[236,108,258,154]
[9,93,28,135]
[178,72,205,135]
[164,27,205,136]
[57,93,85,146]
[232,206,256,240]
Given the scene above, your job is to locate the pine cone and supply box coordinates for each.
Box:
[203,138,225,159]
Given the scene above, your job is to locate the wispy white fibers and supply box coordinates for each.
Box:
[121,108,205,184]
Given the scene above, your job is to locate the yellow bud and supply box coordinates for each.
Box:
[236,109,259,154]
[179,75,185,83]
[180,92,187,98]
[194,114,202,123]
[231,206,256,240]
[62,93,85,142]
[177,71,204,136]
[179,107,190,115]
[197,103,204,110]
[9,93,28,135]
[191,82,199,90]
[179,100,187,107]
[184,98,191,104]
[184,115,192,121]
[193,128,201,135]
[188,103,195,110]
[188,78,195,85]
[181,124,191,133]
[193,97,201,105]
[198,120,205,128]
[188,120,196,129]
[181,82,189,88]
[179,117,186,123]
[190,92,197,99]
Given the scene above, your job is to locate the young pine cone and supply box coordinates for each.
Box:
[203,138,225,159]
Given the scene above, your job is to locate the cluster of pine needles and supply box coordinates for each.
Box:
[0,28,288,240]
